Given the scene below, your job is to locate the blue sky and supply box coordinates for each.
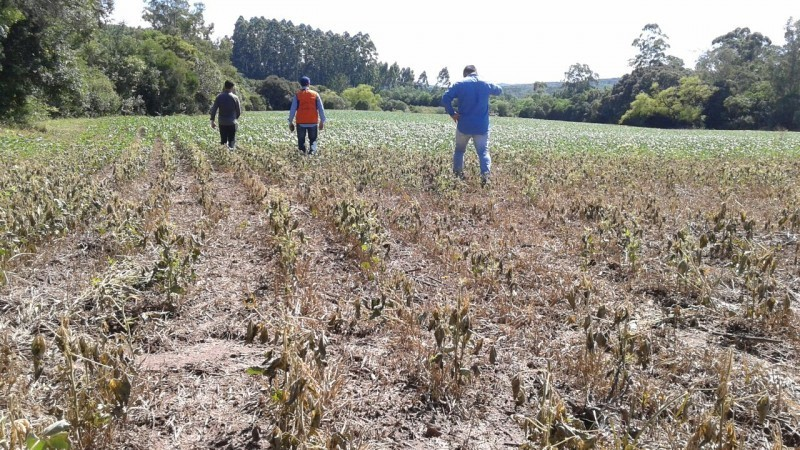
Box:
[111,0,797,84]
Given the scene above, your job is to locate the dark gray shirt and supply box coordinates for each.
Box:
[210,91,241,126]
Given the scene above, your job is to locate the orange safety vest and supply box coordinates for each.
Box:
[295,89,320,124]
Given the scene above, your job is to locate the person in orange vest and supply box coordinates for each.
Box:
[288,76,326,155]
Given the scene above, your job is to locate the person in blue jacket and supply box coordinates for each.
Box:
[441,65,503,185]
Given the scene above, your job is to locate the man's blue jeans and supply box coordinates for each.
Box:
[453,130,491,176]
[297,124,318,154]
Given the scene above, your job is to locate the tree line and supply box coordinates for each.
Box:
[547,23,800,130]
[1,0,797,130]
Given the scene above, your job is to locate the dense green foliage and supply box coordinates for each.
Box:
[1,1,797,130]
[0,0,262,120]
[0,0,113,121]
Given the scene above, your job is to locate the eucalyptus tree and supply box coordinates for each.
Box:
[555,63,602,122]
[560,63,599,96]
[416,71,429,88]
[143,0,213,41]
[696,27,774,92]
[773,18,800,129]
[378,62,402,89]
[597,24,688,124]
[436,67,450,88]
[630,23,671,70]
[231,17,385,89]
[696,27,777,129]
[399,67,415,87]
[231,16,261,79]
[347,31,379,86]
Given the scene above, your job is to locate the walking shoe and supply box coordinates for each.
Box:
[454,171,465,180]
[480,173,491,187]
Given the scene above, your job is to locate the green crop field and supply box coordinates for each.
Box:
[1,111,799,449]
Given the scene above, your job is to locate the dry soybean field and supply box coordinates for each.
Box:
[1,111,799,449]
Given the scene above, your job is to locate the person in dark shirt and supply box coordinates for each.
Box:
[210,80,241,151]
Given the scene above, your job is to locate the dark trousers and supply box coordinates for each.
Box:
[296,125,318,154]
[219,124,237,148]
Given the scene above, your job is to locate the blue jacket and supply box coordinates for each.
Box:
[441,74,503,135]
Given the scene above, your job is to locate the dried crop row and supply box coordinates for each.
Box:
[111,135,276,449]
[217,141,530,447]
[0,126,165,448]
[196,137,430,448]
[212,142,393,447]
[115,136,356,449]
[230,118,799,448]
[492,152,800,447]
[0,124,151,284]
[0,129,221,449]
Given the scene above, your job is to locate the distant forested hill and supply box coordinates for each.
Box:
[501,78,620,97]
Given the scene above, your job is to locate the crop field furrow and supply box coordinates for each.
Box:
[352,188,628,444]
[214,139,529,445]
[0,135,157,325]
[240,154,430,447]
[121,148,276,449]
[0,133,187,449]
[0,126,155,282]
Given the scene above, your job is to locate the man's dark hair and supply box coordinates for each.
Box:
[224,80,235,90]
[463,65,477,77]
